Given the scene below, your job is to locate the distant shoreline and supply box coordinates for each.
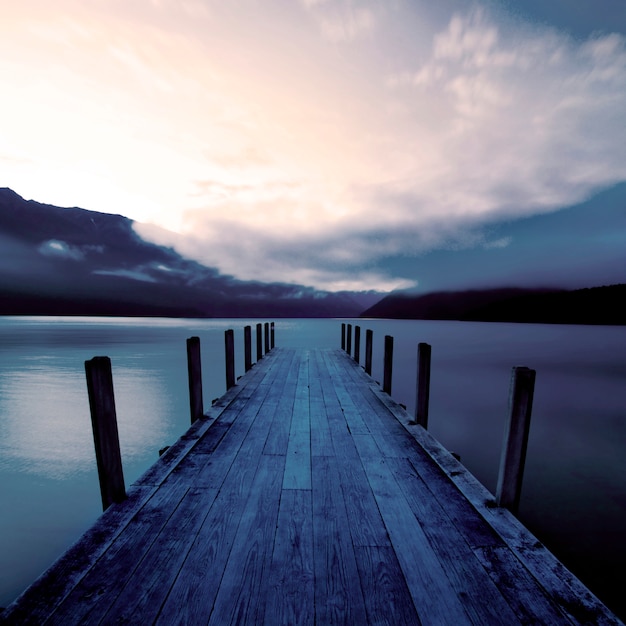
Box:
[360,284,626,326]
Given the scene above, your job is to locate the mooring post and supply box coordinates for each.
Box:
[354,326,361,364]
[225,329,236,390]
[415,342,431,428]
[244,326,252,372]
[365,329,373,375]
[256,323,263,361]
[496,366,536,512]
[346,324,352,356]
[341,323,346,350]
[382,335,394,395]
[264,322,270,354]
[270,322,275,349]
[186,336,204,423]
[85,356,126,511]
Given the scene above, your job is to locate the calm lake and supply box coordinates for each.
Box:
[1,316,625,618]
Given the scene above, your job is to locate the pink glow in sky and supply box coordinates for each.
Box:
[2,0,626,291]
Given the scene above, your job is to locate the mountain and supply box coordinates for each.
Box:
[0,188,381,318]
[361,284,626,325]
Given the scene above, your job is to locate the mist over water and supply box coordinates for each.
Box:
[0,316,625,618]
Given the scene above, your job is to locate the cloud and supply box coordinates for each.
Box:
[200,8,626,289]
[92,268,157,283]
[140,7,626,291]
[300,0,377,42]
[38,240,86,261]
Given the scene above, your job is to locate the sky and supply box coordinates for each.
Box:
[2,0,626,293]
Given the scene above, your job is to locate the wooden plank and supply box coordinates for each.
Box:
[388,456,522,625]
[338,353,506,550]
[354,546,420,626]
[352,433,473,626]
[474,544,577,625]
[262,350,299,456]
[190,354,289,491]
[99,487,219,623]
[320,350,370,436]
[313,350,358,460]
[207,454,284,625]
[312,455,368,625]
[283,428,311,490]
[328,351,405,447]
[313,352,390,549]
[155,355,292,624]
[283,351,311,490]
[308,350,334,457]
[262,489,315,625]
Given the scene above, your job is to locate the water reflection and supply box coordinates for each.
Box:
[0,364,92,478]
[0,361,172,480]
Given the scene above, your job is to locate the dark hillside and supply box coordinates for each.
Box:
[0,188,377,318]
[362,284,626,325]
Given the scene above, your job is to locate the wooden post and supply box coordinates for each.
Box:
[383,335,393,395]
[341,323,346,350]
[85,357,126,511]
[244,326,252,372]
[496,367,536,512]
[270,322,275,349]
[415,343,431,428]
[354,326,361,364]
[264,322,270,354]
[346,324,352,356]
[225,329,235,390]
[365,329,373,375]
[186,336,204,423]
[256,323,263,361]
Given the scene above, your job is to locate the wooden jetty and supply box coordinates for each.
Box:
[2,347,622,625]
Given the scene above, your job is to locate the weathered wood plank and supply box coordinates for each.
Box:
[155,353,293,624]
[263,350,299,456]
[316,352,390,548]
[312,454,369,625]
[314,350,359,460]
[262,489,315,625]
[474,544,576,625]
[283,351,311,490]
[207,454,284,625]
[283,427,312,490]
[388,456,522,625]
[352,433,473,626]
[189,354,290,491]
[339,353,506,549]
[328,352,411,456]
[320,350,371,436]
[308,350,334,457]
[99,486,219,624]
[354,546,421,626]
